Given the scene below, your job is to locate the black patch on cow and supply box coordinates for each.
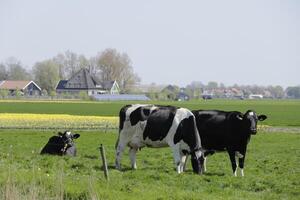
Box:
[119,105,131,130]
[40,136,65,155]
[129,105,153,126]
[143,106,177,141]
[173,116,200,150]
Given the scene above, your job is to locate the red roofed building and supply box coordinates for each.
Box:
[0,80,42,96]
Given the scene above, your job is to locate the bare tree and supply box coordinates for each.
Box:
[53,51,89,79]
[5,57,31,80]
[0,63,8,80]
[96,48,140,92]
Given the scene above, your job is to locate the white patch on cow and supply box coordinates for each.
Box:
[248,112,254,116]
[234,170,237,176]
[241,169,244,177]
[235,151,244,159]
[66,131,71,135]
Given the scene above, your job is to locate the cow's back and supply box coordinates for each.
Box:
[40,136,63,155]
[143,106,177,141]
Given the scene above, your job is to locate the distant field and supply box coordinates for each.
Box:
[0,130,299,200]
[0,99,300,126]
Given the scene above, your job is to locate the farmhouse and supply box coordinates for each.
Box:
[0,80,42,96]
[56,68,120,96]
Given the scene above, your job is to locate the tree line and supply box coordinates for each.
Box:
[144,81,300,100]
[1,49,300,99]
[0,48,140,94]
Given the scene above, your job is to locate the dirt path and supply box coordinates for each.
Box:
[263,127,300,133]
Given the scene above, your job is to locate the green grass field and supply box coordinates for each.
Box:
[1,99,300,126]
[0,99,300,199]
[0,130,299,200]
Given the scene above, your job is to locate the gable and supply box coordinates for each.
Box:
[0,80,41,91]
[24,81,42,91]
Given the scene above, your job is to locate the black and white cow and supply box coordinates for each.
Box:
[192,110,267,176]
[115,104,204,174]
[40,131,80,156]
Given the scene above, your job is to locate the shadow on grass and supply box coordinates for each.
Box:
[203,172,226,176]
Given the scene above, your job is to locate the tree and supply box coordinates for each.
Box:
[186,81,204,99]
[53,51,89,79]
[5,57,31,80]
[33,60,60,93]
[206,81,218,90]
[286,86,300,99]
[0,89,9,98]
[0,63,8,80]
[96,48,140,92]
[267,85,284,99]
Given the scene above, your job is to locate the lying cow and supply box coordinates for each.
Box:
[115,104,204,174]
[192,109,267,176]
[40,131,80,156]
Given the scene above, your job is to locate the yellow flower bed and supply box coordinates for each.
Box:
[0,113,269,132]
[0,113,118,130]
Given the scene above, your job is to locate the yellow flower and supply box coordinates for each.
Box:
[0,113,118,130]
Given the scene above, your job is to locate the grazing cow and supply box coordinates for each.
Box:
[40,131,80,156]
[192,110,267,176]
[115,104,204,174]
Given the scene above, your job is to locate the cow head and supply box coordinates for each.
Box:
[58,131,80,152]
[191,150,205,174]
[236,110,267,135]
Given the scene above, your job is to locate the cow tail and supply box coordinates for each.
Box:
[116,105,130,149]
[115,130,120,150]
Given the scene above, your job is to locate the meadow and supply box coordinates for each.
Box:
[0,99,300,199]
[0,99,300,126]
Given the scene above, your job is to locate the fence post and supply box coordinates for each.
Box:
[99,144,109,181]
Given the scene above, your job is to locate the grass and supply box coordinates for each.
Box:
[1,99,300,126]
[0,99,299,199]
[0,129,299,200]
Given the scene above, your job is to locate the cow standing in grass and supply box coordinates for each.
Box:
[115,104,204,174]
[192,110,267,176]
[41,131,80,156]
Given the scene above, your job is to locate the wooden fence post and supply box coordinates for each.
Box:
[99,144,109,181]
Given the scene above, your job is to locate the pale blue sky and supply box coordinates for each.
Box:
[0,0,299,87]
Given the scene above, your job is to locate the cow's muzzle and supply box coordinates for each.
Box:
[250,128,257,135]
[191,152,204,175]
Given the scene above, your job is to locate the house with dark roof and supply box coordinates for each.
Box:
[56,68,120,95]
[0,80,42,96]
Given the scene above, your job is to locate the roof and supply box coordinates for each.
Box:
[56,68,118,91]
[101,81,116,90]
[0,80,41,91]
[56,80,68,90]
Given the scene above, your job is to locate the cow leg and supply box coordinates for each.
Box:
[228,150,238,176]
[172,145,184,173]
[115,142,126,170]
[180,153,187,173]
[238,149,247,177]
[129,147,138,170]
[183,154,189,171]
[203,157,207,172]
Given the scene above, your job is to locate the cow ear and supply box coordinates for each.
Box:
[236,114,243,120]
[258,115,267,121]
[58,132,63,136]
[73,134,80,139]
